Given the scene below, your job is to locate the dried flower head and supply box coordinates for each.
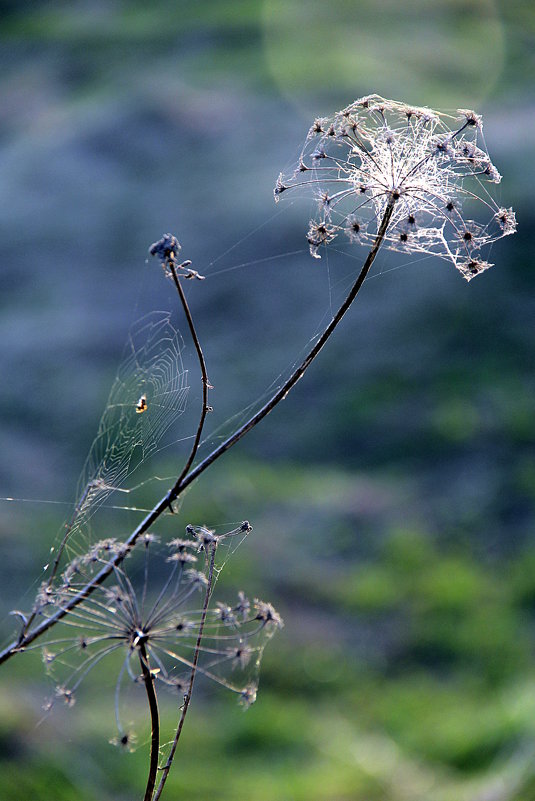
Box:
[149,233,204,280]
[37,525,281,738]
[275,94,516,280]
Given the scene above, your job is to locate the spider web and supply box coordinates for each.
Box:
[63,311,189,558]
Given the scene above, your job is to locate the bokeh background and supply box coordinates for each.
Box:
[1,1,534,799]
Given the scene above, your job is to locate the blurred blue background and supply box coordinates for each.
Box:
[0,1,534,799]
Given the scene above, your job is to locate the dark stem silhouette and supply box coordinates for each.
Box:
[139,642,160,801]
[167,264,212,491]
[153,541,218,801]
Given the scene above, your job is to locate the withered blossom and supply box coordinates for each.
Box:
[275,94,516,280]
[34,526,281,742]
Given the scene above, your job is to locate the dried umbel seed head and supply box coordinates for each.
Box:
[275,94,516,281]
[36,528,281,739]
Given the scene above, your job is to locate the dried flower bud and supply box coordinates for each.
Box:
[185,569,209,589]
[494,207,517,236]
[254,600,284,628]
[239,684,258,708]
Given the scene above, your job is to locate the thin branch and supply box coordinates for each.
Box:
[0,197,396,666]
[153,541,218,801]
[168,196,396,501]
[167,264,212,495]
[139,643,160,801]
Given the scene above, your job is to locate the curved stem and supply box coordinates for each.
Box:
[0,198,395,666]
[169,196,395,500]
[139,643,160,801]
[168,266,212,492]
[153,541,218,801]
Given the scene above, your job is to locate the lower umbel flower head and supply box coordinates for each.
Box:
[35,525,282,741]
[275,94,516,280]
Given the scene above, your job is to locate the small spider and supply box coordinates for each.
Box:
[135,394,148,414]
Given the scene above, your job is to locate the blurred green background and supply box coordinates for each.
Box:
[1,1,534,799]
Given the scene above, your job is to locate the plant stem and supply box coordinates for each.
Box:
[139,643,160,801]
[0,197,395,666]
[153,541,218,801]
[167,265,212,491]
[169,196,396,500]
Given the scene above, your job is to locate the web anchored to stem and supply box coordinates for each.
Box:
[275,94,516,279]
[1,195,395,665]
[2,93,516,801]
